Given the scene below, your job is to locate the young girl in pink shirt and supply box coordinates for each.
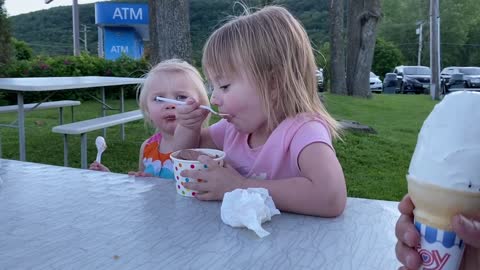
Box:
[174,6,346,217]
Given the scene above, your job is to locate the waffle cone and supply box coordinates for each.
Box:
[407,175,480,231]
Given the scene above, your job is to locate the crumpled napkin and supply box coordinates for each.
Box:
[221,188,280,238]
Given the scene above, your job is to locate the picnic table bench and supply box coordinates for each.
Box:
[52,109,143,169]
[0,100,81,124]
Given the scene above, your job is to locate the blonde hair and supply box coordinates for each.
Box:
[137,59,210,128]
[202,6,340,139]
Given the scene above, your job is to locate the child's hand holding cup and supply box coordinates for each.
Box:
[170,148,226,197]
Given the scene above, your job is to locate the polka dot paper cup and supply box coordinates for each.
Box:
[170,148,226,197]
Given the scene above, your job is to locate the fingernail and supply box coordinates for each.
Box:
[459,215,475,231]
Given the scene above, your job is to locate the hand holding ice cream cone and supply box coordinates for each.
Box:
[395,195,480,270]
[398,91,480,270]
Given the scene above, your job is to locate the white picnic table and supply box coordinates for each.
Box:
[0,159,402,269]
[0,76,144,161]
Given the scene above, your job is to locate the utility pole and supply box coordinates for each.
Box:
[45,0,80,56]
[430,0,440,100]
[80,24,90,52]
[416,21,424,66]
[72,0,80,56]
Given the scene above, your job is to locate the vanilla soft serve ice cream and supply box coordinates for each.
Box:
[408,91,480,192]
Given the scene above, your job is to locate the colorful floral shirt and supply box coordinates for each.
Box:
[142,133,174,179]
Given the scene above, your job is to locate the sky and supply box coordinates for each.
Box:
[4,0,100,17]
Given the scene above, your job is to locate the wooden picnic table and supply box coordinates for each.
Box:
[0,159,401,269]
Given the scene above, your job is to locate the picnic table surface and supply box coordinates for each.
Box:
[0,76,144,91]
[0,159,401,270]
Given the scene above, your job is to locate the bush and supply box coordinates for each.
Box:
[372,38,404,79]
[1,54,149,104]
[12,38,33,61]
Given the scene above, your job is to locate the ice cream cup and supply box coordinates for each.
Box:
[407,175,480,270]
[170,148,225,197]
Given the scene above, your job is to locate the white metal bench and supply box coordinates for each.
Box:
[0,100,81,124]
[52,110,144,169]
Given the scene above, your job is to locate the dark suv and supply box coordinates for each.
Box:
[441,66,480,94]
[393,66,431,94]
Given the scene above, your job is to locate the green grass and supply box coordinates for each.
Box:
[325,93,438,201]
[0,94,438,201]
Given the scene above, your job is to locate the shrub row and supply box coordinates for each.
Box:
[0,54,149,105]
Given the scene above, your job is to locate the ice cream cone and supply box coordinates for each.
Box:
[408,175,480,270]
[407,175,480,231]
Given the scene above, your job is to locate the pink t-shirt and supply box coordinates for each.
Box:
[209,114,333,180]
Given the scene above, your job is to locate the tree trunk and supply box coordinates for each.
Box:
[346,0,381,98]
[329,0,347,95]
[148,0,192,65]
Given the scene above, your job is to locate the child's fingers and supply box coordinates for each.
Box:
[194,191,215,201]
[197,155,220,168]
[183,181,209,192]
[180,169,208,181]
[89,163,100,170]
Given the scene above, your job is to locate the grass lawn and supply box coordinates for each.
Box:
[0,93,438,201]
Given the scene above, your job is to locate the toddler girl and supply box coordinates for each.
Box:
[90,59,210,178]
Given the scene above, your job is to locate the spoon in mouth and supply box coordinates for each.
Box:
[95,136,107,163]
[154,96,229,117]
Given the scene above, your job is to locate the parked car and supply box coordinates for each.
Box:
[370,72,382,93]
[441,66,480,94]
[316,68,324,92]
[393,65,431,94]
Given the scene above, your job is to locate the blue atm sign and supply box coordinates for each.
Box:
[104,27,143,60]
[95,2,148,25]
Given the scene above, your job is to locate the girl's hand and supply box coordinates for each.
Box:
[89,161,110,172]
[181,155,246,200]
[175,97,209,130]
[127,171,153,177]
[395,195,480,270]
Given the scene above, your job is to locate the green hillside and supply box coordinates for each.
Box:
[8,0,329,65]
[7,0,480,67]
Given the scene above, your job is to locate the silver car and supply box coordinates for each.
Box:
[370,72,382,93]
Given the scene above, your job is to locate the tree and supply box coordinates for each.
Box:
[12,38,33,60]
[346,0,381,98]
[0,0,13,67]
[372,38,403,79]
[329,0,347,95]
[148,0,192,65]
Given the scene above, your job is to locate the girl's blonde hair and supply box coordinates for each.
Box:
[137,59,210,128]
[202,6,340,139]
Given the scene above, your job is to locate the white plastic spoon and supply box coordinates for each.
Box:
[154,96,229,117]
[95,136,107,163]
